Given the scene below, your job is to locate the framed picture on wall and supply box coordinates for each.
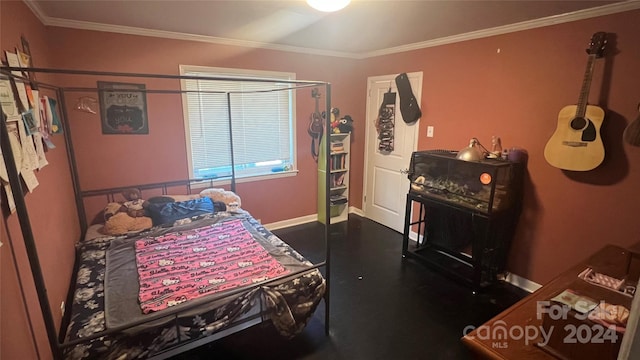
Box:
[98,81,149,134]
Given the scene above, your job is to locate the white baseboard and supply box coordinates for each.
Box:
[349,206,365,217]
[503,272,541,293]
[264,214,317,231]
[265,207,365,231]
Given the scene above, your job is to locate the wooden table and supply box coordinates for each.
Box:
[462,245,639,359]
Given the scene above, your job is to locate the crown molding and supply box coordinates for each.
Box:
[22,0,47,24]
[47,17,360,59]
[361,1,640,58]
[23,0,640,60]
[22,0,358,59]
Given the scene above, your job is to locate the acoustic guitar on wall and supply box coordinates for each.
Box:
[544,32,607,171]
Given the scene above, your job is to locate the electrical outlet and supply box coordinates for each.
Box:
[427,126,434,138]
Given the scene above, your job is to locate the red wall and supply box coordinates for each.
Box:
[362,9,640,283]
[2,2,640,358]
[49,9,640,287]
[45,27,364,224]
[1,1,81,359]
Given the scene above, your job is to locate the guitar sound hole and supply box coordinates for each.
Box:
[570,117,587,130]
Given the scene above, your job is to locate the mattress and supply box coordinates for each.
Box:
[83,223,113,243]
[63,211,325,360]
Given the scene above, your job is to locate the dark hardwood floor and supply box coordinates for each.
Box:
[173,215,528,360]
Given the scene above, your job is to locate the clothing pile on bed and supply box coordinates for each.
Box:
[99,188,239,236]
[63,191,325,360]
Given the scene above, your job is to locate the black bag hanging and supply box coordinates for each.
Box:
[395,73,422,124]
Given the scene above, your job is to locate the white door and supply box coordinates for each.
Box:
[363,72,422,233]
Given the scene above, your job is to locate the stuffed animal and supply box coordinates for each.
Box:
[103,212,152,236]
[102,188,152,235]
[118,188,145,217]
[337,115,353,134]
[123,199,145,217]
[122,188,142,201]
[331,112,353,134]
[199,188,241,211]
[326,108,340,134]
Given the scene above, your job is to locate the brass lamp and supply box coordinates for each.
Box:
[456,138,487,161]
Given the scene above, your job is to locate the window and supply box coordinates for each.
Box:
[180,66,297,182]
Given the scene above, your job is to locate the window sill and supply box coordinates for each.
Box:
[189,170,299,189]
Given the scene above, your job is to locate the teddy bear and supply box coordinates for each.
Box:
[119,188,143,214]
[102,188,153,235]
[199,188,241,211]
[124,198,145,217]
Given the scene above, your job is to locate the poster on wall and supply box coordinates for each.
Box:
[0,79,19,117]
[98,81,149,134]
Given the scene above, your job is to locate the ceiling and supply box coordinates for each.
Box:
[29,0,635,58]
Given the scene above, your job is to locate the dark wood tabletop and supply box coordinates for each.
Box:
[462,245,638,359]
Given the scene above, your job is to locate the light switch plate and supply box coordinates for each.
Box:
[427,126,434,138]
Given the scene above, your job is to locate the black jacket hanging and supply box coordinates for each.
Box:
[395,73,422,124]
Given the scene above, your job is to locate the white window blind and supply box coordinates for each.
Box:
[181,67,295,180]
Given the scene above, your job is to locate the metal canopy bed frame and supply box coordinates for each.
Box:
[0,66,334,359]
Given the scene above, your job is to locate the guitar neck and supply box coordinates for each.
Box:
[314,94,320,114]
[576,54,597,118]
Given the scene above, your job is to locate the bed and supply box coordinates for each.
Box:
[0,67,334,359]
[63,194,325,359]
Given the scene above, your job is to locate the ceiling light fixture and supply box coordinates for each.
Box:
[306,0,351,12]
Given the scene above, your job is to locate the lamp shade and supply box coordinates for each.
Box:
[307,0,351,12]
[456,138,485,161]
